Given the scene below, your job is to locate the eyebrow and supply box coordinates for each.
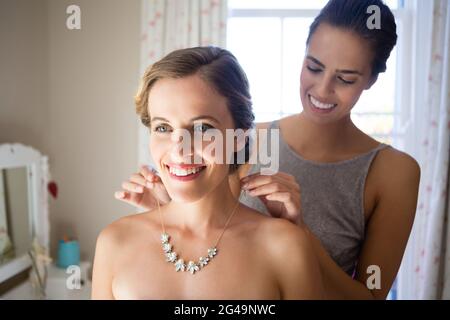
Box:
[306,55,363,76]
[150,115,221,124]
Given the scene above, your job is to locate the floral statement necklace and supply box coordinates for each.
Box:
[156,193,241,275]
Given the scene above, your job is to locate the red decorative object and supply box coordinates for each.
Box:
[48,181,58,199]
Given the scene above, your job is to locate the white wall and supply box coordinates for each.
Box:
[0,0,50,154]
[0,0,142,265]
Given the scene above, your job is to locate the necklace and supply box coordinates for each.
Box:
[156,192,242,275]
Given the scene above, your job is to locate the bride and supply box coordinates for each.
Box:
[91,46,323,300]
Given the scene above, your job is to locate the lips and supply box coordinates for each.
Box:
[165,163,207,181]
[308,94,337,113]
[167,165,205,176]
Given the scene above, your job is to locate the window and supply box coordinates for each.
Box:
[227,0,409,147]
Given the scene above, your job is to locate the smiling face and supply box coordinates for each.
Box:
[148,74,236,203]
[300,23,376,124]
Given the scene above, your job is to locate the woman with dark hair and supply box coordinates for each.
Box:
[92,47,324,299]
[115,0,420,299]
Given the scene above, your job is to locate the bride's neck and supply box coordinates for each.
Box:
[163,179,240,235]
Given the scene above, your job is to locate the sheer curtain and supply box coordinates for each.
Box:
[138,0,228,166]
[398,0,450,300]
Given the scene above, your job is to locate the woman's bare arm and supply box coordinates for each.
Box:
[91,226,117,299]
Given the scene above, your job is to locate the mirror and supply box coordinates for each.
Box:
[0,167,32,266]
[0,144,49,285]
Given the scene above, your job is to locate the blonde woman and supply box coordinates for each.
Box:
[92,47,324,299]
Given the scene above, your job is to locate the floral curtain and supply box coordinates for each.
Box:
[400,0,450,300]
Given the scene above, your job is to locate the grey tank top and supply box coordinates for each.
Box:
[240,120,390,276]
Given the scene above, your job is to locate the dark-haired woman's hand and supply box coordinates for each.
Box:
[115,165,171,210]
[241,172,302,225]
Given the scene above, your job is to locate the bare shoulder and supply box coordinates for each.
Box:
[365,145,421,228]
[256,218,311,253]
[96,211,158,250]
[254,217,324,299]
[233,204,310,246]
[372,146,421,189]
[235,208,313,265]
[377,146,420,172]
[92,212,156,299]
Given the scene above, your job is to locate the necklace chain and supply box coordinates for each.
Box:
[156,192,242,275]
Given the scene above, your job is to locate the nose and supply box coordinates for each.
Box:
[315,74,335,99]
[169,129,195,163]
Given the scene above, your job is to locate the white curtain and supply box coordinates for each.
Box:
[399,0,450,300]
[138,0,228,166]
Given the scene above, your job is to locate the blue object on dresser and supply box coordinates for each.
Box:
[57,240,80,268]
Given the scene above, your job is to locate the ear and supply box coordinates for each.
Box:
[366,75,378,90]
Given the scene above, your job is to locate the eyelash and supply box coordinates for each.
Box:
[152,123,214,133]
[338,78,356,85]
[193,123,214,133]
[153,124,170,133]
[307,65,321,73]
[306,66,356,85]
